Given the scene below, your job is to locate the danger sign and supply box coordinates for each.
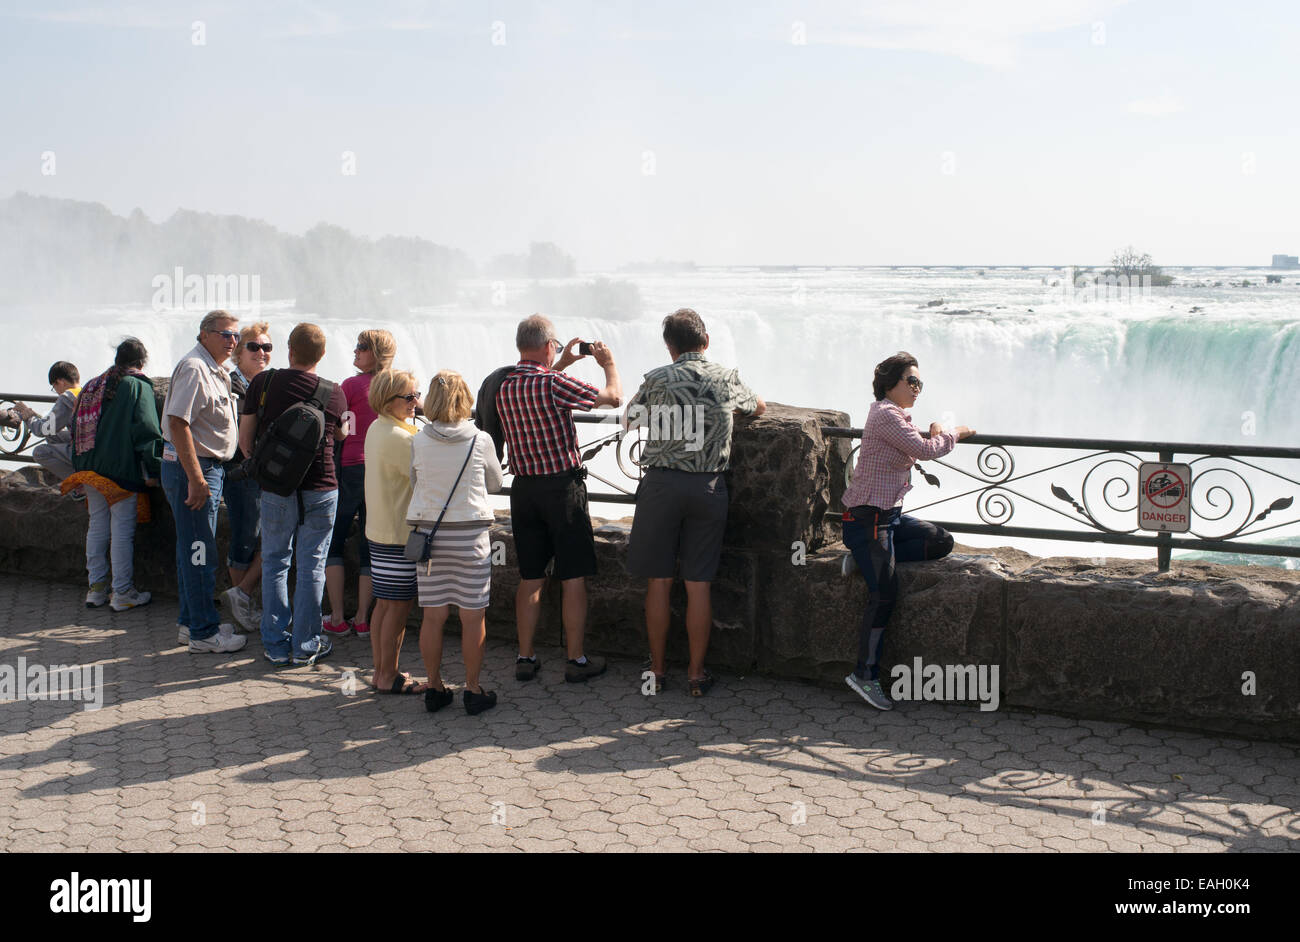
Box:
[1138,462,1192,533]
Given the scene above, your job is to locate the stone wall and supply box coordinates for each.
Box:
[1,400,1297,742]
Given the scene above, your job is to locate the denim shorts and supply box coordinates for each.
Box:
[222,470,261,569]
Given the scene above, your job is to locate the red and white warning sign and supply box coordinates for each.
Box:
[1138,462,1192,533]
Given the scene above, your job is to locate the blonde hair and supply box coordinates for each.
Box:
[358,329,396,372]
[287,323,326,366]
[368,368,419,417]
[238,321,271,345]
[423,370,473,423]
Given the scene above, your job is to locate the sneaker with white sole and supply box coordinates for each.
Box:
[292,635,333,666]
[85,581,109,608]
[109,587,152,612]
[845,672,894,710]
[321,616,352,638]
[188,624,247,654]
[223,586,257,632]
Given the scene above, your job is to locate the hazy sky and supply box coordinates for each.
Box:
[3,0,1297,267]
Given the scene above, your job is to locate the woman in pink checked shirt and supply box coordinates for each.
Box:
[840,351,976,712]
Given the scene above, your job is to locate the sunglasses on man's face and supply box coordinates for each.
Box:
[906,376,923,392]
[245,342,272,353]
[211,329,239,341]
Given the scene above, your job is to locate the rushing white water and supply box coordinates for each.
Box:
[7,266,1299,563]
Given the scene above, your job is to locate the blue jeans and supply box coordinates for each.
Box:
[843,506,954,680]
[326,463,370,573]
[85,487,138,594]
[261,488,339,659]
[222,471,261,569]
[161,457,225,640]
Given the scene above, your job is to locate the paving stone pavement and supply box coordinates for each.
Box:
[0,574,1297,853]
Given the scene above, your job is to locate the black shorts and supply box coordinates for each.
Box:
[627,468,728,582]
[509,470,598,581]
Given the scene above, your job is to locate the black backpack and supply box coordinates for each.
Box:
[251,369,336,498]
[473,364,517,462]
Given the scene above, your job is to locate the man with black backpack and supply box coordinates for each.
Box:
[238,323,348,666]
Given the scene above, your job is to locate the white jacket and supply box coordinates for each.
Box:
[407,420,504,524]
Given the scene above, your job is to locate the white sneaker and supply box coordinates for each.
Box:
[110,587,152,612]
[85,581,109,608]
[177,625,190,645]
[188,624,247,654]
[223,586,257,632]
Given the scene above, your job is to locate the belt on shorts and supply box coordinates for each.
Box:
[514,466,587,482]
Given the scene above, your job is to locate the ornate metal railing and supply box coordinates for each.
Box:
[1,396,647,504]
[825,429,1300,571]
[0,392,58,463]
[504,413,643,505]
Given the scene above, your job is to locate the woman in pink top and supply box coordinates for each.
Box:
[323,328,396,639]
[840,351,975,712]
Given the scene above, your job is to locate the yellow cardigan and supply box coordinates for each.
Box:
[363,414,417,545]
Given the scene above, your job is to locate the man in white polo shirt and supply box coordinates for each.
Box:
[161,310,246,654]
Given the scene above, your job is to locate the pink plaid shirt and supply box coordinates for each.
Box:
[842,399,958,509]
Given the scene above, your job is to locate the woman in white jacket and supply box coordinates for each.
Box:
[409,370,504,715]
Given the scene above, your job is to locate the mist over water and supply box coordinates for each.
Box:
[7,265,1298,563]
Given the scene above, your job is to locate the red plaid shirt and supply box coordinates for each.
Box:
[496,360,599,476]
[842,399,957,509]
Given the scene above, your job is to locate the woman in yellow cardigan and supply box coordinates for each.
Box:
[363,368,422,694]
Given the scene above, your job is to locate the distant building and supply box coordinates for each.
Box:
[1271,254,1299,269]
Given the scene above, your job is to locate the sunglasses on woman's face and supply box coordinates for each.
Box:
[906,376,923,392]
[245,342,272,353]
[355,344,371,353]
[390,393,419,403]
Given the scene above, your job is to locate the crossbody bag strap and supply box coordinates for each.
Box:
[419,438,478,554]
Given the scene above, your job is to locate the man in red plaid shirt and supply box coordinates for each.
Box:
[497,315,622,684]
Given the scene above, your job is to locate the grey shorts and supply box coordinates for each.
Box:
[627,468,728,582]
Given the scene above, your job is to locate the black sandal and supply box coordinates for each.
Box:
[376,673,420,695]
[425,686,454,713]
[688,670,715,697]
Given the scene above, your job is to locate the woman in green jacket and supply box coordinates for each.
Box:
[69,338,163,611]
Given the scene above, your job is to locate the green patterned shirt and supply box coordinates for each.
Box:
[626,352,759,473]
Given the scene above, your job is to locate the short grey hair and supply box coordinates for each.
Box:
[199,309,238,333]
[515,314,555,352]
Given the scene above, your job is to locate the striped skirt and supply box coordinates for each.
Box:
[414,522,492,610]
[368,540,418,600]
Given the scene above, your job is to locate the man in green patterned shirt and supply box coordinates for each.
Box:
[625,309,765,697]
